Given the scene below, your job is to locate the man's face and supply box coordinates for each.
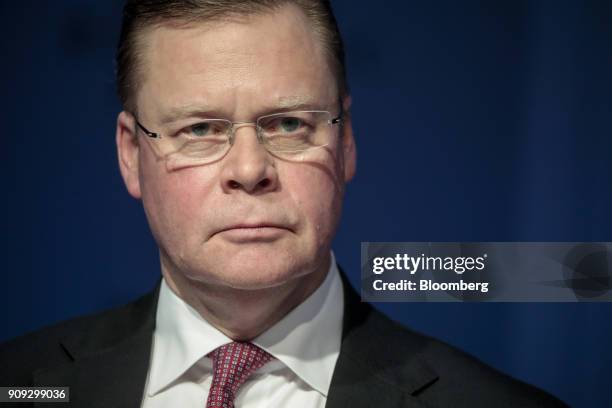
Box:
[116,4,356,290]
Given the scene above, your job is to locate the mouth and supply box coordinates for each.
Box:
[214,223,292,242]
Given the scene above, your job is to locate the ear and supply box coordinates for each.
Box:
[341,96,357,182]
[116,110,142,199]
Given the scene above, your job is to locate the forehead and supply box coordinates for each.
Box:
[135,4,337,120]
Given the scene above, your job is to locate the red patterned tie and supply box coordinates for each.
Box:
[205,342,274,408]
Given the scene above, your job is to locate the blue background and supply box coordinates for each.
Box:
[2,1,611,406]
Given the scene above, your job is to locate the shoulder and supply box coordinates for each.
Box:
[353,302,568,407]
[336,270,567,408]
[0,286,158,386]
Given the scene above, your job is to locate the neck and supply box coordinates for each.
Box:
[161,255,330,341]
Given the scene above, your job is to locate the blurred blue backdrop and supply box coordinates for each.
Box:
[1,1,611,406]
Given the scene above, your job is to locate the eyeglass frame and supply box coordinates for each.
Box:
[132,108,344,150]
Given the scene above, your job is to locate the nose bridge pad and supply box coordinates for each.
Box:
[229,122,263,146]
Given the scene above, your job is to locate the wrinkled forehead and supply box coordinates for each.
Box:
[134,4,339,120]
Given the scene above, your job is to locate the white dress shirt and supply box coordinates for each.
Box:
[141,253,344,408]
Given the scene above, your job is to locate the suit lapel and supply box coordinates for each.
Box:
[326,269,438,408]
[33,329,153,408]
[33,281,161,408]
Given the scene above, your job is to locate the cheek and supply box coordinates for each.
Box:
[139,158,218,250]
[284,162,344,243]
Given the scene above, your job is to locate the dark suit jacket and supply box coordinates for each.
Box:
[0,272,567,407]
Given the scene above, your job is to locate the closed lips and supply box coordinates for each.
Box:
[217,224,292,233]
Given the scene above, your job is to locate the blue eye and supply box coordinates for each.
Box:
[279,117,302,132]
[190,123,210,137]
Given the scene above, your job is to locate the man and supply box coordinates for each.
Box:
[0,1,566,407]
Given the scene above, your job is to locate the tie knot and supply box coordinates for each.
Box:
[206,342,274,407]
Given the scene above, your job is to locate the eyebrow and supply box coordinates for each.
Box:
[159,105,219,125]
[159,95,322,124]
[277,95,317,109]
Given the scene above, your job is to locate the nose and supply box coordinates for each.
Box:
[219,124,278,194]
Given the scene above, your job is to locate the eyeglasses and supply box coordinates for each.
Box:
[134,110,343,170]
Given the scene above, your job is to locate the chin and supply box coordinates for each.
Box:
[185,252,312,291]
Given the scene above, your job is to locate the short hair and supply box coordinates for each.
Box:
[116,0,348,113]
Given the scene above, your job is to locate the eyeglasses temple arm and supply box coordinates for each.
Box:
[136,120,160,139]
[331,97,345,125]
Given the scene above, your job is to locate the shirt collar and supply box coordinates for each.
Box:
[254,253,344,396]
[147,252,344,397]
